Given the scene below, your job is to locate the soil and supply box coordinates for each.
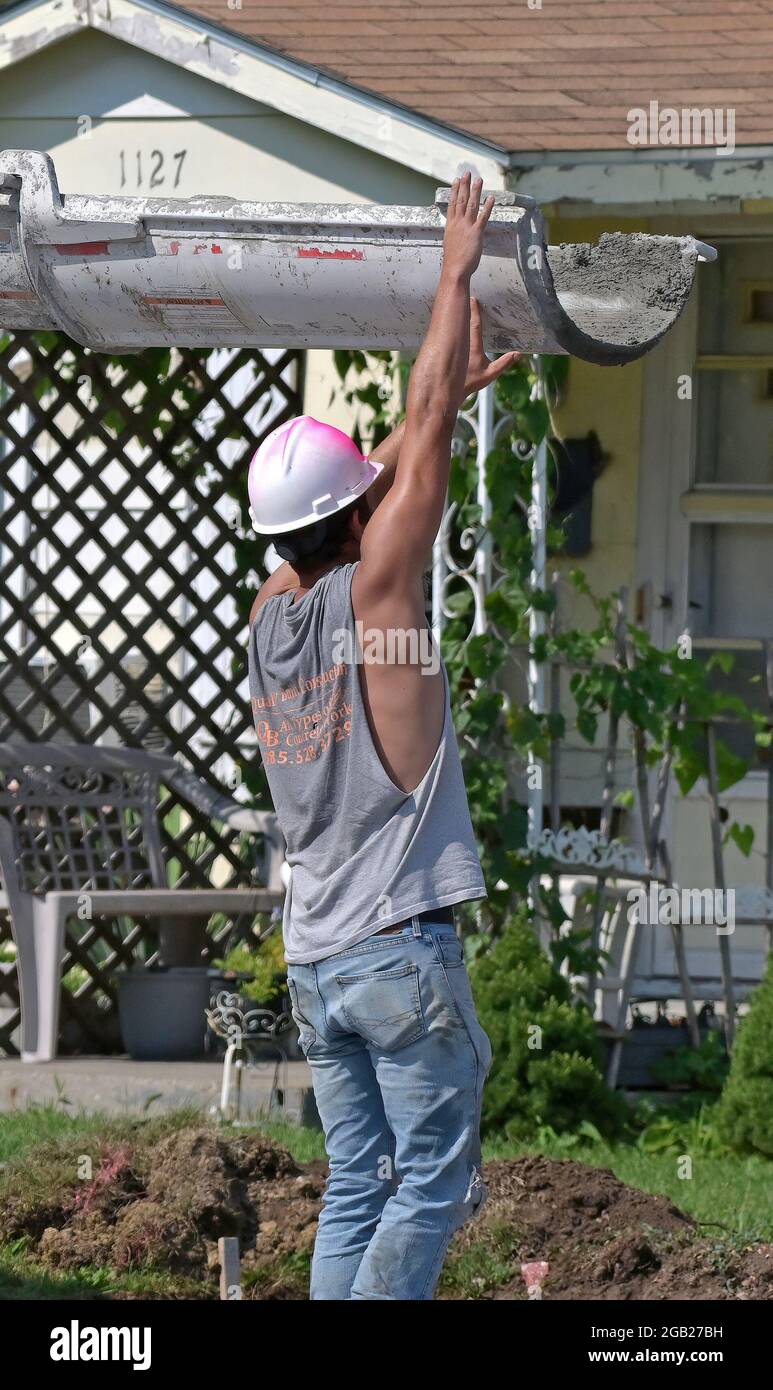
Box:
[2,1126,771,1300]
[460,1156,773,1301]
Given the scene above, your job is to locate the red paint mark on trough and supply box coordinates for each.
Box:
[53,241,110,256]
[297,246,365,261]
[211,244,223,254]
[169,241,180,255]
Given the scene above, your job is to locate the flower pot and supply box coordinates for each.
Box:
[118,967,227,1061]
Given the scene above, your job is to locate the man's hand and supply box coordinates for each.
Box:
[464,297,521,395]
[356,174,511,596]
[441,173,495,283]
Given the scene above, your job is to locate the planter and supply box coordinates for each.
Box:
[118,967,227,1061]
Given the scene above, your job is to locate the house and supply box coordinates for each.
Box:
[1,0,773,1015]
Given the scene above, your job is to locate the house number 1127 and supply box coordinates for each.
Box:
[118,149,188,190]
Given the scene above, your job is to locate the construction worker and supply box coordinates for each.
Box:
[248,174,519,1300]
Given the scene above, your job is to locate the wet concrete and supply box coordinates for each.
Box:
[550,232,698,346]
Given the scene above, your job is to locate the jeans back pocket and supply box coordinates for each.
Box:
[287,975,317,1057]
[436,932,465,967]
[335,963,426,1052]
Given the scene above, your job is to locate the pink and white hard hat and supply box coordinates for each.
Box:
[247,415,383,535]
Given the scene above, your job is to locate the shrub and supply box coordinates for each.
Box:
[469,911,625,1141]
[717,955,773,1156]
[214,929,286,1003]
[650,1029,728,1093]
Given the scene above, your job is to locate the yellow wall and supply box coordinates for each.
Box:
[549,215,649,619]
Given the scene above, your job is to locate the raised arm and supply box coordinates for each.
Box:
[356,174,499,595]
[365,297,518,513]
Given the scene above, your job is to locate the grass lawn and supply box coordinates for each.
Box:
[0,1103,327,1169]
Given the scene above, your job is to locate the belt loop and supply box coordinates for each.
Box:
[411,914,422,938]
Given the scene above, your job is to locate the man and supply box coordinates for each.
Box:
[248,174,518,1300]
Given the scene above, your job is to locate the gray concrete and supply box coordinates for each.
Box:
[0,1055,318,1126]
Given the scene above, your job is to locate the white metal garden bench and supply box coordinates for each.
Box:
[0,741,284,1062]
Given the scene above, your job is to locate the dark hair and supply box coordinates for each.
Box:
[272,496,369,567]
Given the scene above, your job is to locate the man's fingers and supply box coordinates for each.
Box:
[483,351,521,384]
[477,192,496,226]
[470,296,483,345]
[447,176,460,213]
[467,176,483,221]
[456,169,471,214]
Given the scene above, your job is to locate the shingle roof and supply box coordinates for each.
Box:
[182,0,773,153]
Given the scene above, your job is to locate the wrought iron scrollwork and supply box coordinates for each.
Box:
[206,988,291,1046]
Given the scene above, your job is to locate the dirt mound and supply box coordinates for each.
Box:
[1,1126,324,1298]
[486,1154,689,1242]
[449,1157,773,1301]
[2,1127,772,1299]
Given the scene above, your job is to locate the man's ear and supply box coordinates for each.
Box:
[357,496,373,531]
[350,500,370,542]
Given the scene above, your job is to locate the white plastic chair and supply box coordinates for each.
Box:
[0,741,284,1061]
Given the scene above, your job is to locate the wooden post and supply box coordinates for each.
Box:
[218,1236,242,1300]
[706,721,736,1051]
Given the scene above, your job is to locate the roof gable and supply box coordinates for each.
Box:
[0,0,508,182]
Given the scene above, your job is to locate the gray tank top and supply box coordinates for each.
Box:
[248,561,486,963]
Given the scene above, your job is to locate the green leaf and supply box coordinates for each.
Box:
[707,650,735,675]
[333,349,351,382]
[444,589,474,616]
[715,740,749,792]
[576,709,598,744]
[569,568,592,597]
[726,822,755,857]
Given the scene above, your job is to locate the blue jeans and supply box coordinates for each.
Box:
[286,916,492,1300]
